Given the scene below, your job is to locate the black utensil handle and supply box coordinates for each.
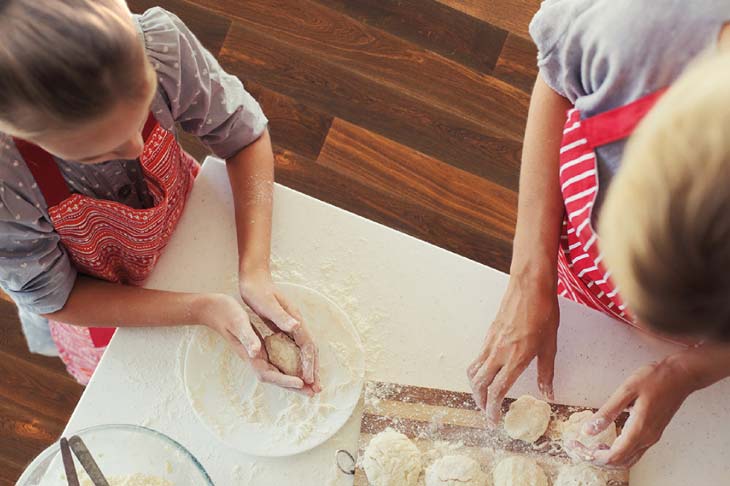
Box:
[60,438,80,486]
[68,436,110,486]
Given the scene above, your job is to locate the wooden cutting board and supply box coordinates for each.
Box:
[353,381,630,485]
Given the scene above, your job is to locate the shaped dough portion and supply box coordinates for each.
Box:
[363,429,422,486]
[503,395,552,443]
[561,410,617,461]
[264,332,302,376]
[555,463,607,486]
[425,455,487,486]
[493,456,548,486]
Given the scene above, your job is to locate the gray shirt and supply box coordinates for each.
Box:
[529,0,729,215]
[0,7,267,355]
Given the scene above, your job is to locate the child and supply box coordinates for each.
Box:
[0,0,319,394]
[468,0,730,468]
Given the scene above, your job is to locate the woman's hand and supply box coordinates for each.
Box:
[467,274,559,425]
[581,345,730,469]
[240,269,321,395]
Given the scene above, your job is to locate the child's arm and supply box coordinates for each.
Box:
[585,343,730,468]
[43,275,307,390]
[468,75,571,423]
[226,129,321,393]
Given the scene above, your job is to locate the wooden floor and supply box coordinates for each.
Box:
[0,0,538,482]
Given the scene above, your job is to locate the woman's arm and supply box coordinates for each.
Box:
[226,129,320,393]
[469,75,572,422]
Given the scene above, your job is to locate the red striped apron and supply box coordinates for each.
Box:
[13,114,198,384]
[556,91,665,328]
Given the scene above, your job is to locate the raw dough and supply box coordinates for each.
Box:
[264,332,302,376]
[425,455,487,486]
[492,456,548,486]
[555,463,606,486]
[561,410,617,460]
[79,474,173,486]
[362,429,422,486]
[503,395,552,443]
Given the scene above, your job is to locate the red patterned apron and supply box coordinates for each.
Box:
[556,91,665,328]
[13,114,198,384]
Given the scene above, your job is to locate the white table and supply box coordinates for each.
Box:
[64,158,730,485]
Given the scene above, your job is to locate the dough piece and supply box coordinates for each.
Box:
[363,429,422,486]
[561,410,617,460]
[264,332,302,376]
[555,464,606,486]
[493,456,548,486]
[503,395,552,443]
[425,455,487,486]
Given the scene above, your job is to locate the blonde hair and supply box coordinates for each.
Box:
[0,0,148,137]
[600,48,730,341]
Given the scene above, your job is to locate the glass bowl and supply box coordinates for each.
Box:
[17,424,213,485]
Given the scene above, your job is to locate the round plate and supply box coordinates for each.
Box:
[182,283,365,457]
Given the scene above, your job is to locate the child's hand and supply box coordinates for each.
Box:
[239,271,321,395]
[467,275,559,425]
[199,293,308,393]
[582,354,705,469]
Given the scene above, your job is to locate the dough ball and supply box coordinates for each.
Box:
[555,464,606,486]
[363,429,422,486]
[264,332,302,376]
[561,410,617,460]
[493,456,548,486]
[425,455,487,486]
[503,395,552,443]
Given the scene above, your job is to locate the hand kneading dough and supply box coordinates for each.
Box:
[493,456,548,486]
[264,332,302,376]
[561,410,617,460]
[363,429,422,486]
[425,455,487,486]
[555,464,606,486]
[503,395,552,442]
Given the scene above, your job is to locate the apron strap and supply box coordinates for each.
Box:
[12,138,71,207]
[582,88,668,149]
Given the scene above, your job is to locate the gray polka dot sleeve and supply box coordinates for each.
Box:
[139,7,269,159]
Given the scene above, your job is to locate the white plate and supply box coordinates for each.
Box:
[182,282,365,457]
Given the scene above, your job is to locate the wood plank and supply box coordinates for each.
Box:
[318,119,516,245]
[0,398,63,479]
[0,301,70,376]
[0,454,25,486]
[220,22,523,191]
[0,350,84,423]
[436,0,541,40]
[275,146,514,271]
[494,33,539,94]
[274,119,516,270]
[208,0,529,143]
[127,0,232,56]
[315,0,508,74]
[245,83,333,161]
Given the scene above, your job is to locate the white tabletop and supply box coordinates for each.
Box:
[64,158,730,485]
